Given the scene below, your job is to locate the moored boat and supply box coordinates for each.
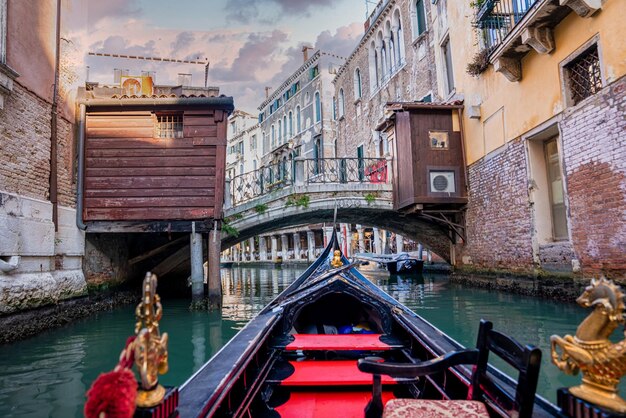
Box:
[177,230,559,417]
[354,252,424,275]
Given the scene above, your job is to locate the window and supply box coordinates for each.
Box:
[357,145,365,181]
[354,69,362,99]
[296,106,302,132]
[415,0,426,37]
[271,125,276,148]
[258,112,265,123]
[288,111,293,137]
[381,44,388,78]
[0,0,6,64]
[314,92,321,123]
[313,136,323,175]
[283,115,288,140]
[332,96,337,120]
[310,65,319,80]
[564,44,602,106]
[262,132,268,154]
[230,121,237,135]
[338,89,345,118]
[278,119,282,143]
[442,37,455,94]
[544,138,568,240]
[155,115,183,138]
[251,134,257,151]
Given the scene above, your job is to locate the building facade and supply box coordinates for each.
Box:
[258,48,344,173]
[226,110,262,180]
[439,0,625,278]
[333,0,440,160]
[0,0,87,313]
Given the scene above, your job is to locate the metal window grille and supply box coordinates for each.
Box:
[566,45,602,105]
[155,115,183,138]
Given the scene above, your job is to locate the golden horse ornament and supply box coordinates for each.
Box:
[550,277,626,413]
[134,272,169,408]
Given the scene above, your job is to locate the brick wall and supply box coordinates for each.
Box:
[462,139,535,271]
[560,75,626,279]
[0,82,52,200]
[0,81,76,208]
[335,0,438,159]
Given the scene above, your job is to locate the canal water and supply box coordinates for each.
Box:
[0,265,617,417]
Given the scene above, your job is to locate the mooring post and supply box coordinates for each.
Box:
[417,243,424,261]
[190,222,205,301]
[208,221,222,309]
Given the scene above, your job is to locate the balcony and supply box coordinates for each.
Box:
[475,0,605,82]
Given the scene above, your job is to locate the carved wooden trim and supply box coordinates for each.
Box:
[494,57,522,82]
[521,27,555,54]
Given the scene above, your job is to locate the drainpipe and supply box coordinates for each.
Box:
[49,0,61,231]
[76,103,87,230]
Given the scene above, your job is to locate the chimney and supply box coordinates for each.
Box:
[265,86,272,99]
[302,45,313,62]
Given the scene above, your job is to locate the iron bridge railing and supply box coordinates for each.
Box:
[229,157,389,206]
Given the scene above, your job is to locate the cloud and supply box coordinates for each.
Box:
[171,31,195,51]
[210,30,289,83]
[224,0,334,23]
[314,22,363,58]
[86,0,142,25]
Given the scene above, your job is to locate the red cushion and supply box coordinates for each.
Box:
[383,399,489,418]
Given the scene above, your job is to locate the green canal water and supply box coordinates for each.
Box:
[0,265,619,417]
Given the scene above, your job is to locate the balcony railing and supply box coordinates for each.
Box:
[476,0,539,51]
[229,157,389,206]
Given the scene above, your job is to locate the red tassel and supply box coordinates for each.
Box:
[84,368,137,418]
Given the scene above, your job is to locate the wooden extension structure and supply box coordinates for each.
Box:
[79,95,234,232]
[377,102,468,243]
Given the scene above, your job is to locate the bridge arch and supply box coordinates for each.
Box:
[221,201,454,263]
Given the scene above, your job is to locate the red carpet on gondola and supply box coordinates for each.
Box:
[285,334,401,351]
[274,391,395,418]
[271,360,397,386]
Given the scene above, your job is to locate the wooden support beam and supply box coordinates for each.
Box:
[152,244,190,277]
[128,236,187,265]
[521,27,555,54]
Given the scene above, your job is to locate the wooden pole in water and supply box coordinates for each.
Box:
[190,222,205,301]
[208,221,222,309]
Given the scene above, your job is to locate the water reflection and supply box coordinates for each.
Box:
[0,265,621,417]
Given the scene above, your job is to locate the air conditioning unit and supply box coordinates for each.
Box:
[120,75,154,96]
[429,171,456,193]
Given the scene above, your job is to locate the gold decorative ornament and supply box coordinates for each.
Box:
[550,278,626,413]
[330,250,343,268]
[134,272,169,408]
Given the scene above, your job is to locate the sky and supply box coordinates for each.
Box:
[67,0,370,113]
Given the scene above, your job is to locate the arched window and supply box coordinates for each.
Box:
[288,111,293,137]
[338,89,345,117]
[262,132,267,154]
[354,68,362,99]
[283,115,287,140]
[296,106,301,132]
[271,125,275,148]
[369,43,378,90]
[278,119,282,143]
[389,35,395,71]
[332,96,337,120]
[394,10,405,64]
[374,49,380,85]
[314,92,321,123]
[381,43,388,77]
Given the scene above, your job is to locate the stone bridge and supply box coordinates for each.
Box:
[222,157,459,262]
